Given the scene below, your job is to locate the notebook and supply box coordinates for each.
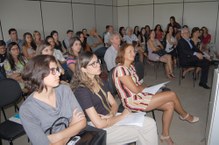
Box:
[9,113,22,124]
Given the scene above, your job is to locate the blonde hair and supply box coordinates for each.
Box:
[36,43,51,55]
[71,51,103,92]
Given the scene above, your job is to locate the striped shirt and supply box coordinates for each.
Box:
[66,55,77,66]
[113,65,152,111]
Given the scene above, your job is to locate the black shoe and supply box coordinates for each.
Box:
[199,83,210,89]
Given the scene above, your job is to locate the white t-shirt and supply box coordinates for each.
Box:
[123,34,139,44]
[104,45,118,71]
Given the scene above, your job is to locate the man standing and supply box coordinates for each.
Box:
[177,28,210,89]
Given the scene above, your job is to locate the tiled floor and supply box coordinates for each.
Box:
[1,63,214,145]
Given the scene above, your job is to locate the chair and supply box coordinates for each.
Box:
[107,67,156,120]
[0,78,26,145]
[178,66,197,87]
[134,62,144,81]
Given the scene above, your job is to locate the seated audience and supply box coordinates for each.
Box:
[191,27,202,52]
[102,25,109,39]
[0,40,7,79]
[104,25,114,47]
[75,31,91,52]
[72,51,158,145]
[200,26,211,54]
[144,25,151,42]
[51,30,66,53]
[82,28,89,42]
[165,25,177,65]
[66,37,81,74]
[190,27,203,74]
[113,44,199,145]
[154,24,164,42]
[123,27,139,44]
[138,27,147,50]
[4,42,27,90]
[22,32,37,60]
[147,30,174,79]
[6,28,23,50]
[63,29,74,51]
[45,36,66,64]
[123,27,145,62]
[166,16,181,34]
[133,26,140,37]
[33,30,44,48]
[119,26,126,44]
[104,32,120,71]
[87,27,107,59]
[36,43,66,81]
[20,55,86,145]
[177,27,210,89]
[119,26,125,38]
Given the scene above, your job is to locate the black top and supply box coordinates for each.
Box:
[0,53,6,63]
[74,81,110,116]
[54,41,63,52]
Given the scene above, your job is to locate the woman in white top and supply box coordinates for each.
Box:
[165,26,177,65]
[147,30,175,79]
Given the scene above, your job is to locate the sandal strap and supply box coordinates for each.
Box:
[160,135,170,140]
[180,113,189,120]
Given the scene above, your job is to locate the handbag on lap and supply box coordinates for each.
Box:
[44,117,106,145]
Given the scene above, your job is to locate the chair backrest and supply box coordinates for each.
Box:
[107,67,117,96]
[134,62,144,80]
[0,66,6,80]
[0,78,23,108]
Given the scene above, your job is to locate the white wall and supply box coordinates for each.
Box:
[0,0,115,41]
[117,0,219,48]
[0,0,42,40]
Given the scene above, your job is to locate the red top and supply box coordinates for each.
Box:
[155,31,163,41]
[202,34,211,45]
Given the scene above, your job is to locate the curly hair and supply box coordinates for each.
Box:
[21,55,57,93]
[71,51,102,93]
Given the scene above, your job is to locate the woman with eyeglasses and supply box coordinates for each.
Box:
[113,44,199,145]
[4,42,27,91]
[20,55,86,145]
[71,51,158,145]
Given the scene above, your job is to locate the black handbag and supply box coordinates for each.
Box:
[44,117,106,145]
[153,49,167,56]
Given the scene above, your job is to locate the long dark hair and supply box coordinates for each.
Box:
[7,42,26,71]
[68,37,81,57]
[22,32,37,51]
[119,26,125,37]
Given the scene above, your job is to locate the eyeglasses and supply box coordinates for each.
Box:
[87,59,101,68]
[50,67,61,75]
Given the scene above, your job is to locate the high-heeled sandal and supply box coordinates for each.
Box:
[179,113,199,123]
[170,74,175,78]
[160,135,175,145]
